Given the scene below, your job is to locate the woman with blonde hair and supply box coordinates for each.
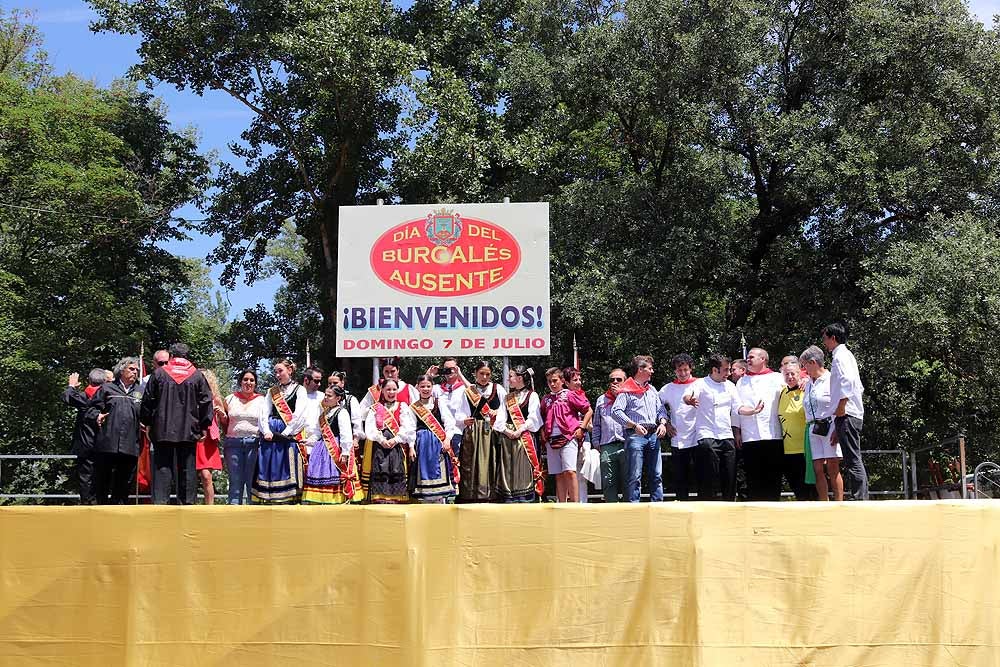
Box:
[196,369,227,504]
[253,358,309,504]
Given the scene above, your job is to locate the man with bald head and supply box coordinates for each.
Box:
[735,347,786,501]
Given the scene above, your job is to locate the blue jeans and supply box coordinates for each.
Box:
[625,431,663,502]
[224,436,259,505]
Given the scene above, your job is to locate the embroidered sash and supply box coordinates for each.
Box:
[375,403,401,440]
[269,385,304,442]
[465,385,495,422]
[320,407,360,499]
[367,384,381,405]
[506,393,544,496]
[411,400,460,485]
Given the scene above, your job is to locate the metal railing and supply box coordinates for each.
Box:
[973,462,1000,499]
[909,436,968,500]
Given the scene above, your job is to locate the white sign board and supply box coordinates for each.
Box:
[337,202,550,357]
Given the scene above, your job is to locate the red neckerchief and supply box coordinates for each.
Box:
[441,379,463,393]
[603,389,616,403]
[746,368,773,376]
[233,391,260,402]
[84,385,100,399]
[672,377,697,385]
[617,378,649,395]
[163,358,197,384]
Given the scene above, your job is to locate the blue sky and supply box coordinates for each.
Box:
[22,0,1000,320]
[27,0,283,320]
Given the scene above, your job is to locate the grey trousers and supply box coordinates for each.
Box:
[835,416,868,500]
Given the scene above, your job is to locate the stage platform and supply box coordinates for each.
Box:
[1,501,998,666]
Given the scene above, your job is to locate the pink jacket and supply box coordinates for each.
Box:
[540,389,590,438]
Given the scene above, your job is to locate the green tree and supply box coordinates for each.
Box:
[90,0,419,370]
[0,14,210,500]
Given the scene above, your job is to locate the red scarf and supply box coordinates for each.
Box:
[746,368,773,376]
[672,377,697,385]
[603,389,616,403]
[233,391,260,402]
[163,358,197,384]
[84,385,100,399]
[617,378,649,395]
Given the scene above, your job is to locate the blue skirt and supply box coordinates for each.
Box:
[251,417,303,504]
[409,430,456,502]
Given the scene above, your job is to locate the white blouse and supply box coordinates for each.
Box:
[364,401,417,446]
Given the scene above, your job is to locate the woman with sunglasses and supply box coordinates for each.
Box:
[495,365,544,502]
[222,370,265,504]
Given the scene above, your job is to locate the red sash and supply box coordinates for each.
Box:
[375,403,401,440]
[367,384,381,405]
[506,392,544,496]
[411,400,460,485]
[320,407,360,499]
[269,385,304,444]
[465,384,495,422]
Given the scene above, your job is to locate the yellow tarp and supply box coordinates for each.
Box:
[1,501,998,666]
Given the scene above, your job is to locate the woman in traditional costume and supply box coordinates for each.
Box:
[252,358,308,504]
[452,361,507,502]
[408,375,459,503]
[363,379,415,503]
[302,385,361,504]
[495,365,544,502]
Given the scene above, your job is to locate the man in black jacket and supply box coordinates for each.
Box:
[61,368,107,504]
[140,342,213,504]
[90,358,144,504]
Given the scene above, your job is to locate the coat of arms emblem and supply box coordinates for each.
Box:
[425,209,463,247]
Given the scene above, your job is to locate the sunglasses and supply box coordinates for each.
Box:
[609,377,625,383]
[305,377,321,383]
[156,360,168,367]
[442,368,456,375]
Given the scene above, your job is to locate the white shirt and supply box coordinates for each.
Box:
[359,381,414,421]
[344,394,365,440]
[505,388,542,434]
[803,372,833,450]
[224,393,267,438]
[736,371,784,441]
[364,401,417,446]
[325,405,355,448]
[685,377,741,441]
[659,381,699,449]
[258,383,309,439]
[826,344,865,419]
[299,389,325,443]
[451,382,508,434]
[410,396,460,439]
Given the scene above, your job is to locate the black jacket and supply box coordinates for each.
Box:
[140,358,213,443]
[90,380,144,457]
[61,386,100,455]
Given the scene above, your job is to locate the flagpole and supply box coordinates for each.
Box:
[306,339,311,368]
[573,334,579,370]
[740,333,748,361]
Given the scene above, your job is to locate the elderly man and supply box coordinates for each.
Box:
[735,347,786,501]
[611,355,669,502]
[62,368,107,504]
[593,368,627,502]
[140,343,213,504]
[822,322,869,500]
[90,358,144,504]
